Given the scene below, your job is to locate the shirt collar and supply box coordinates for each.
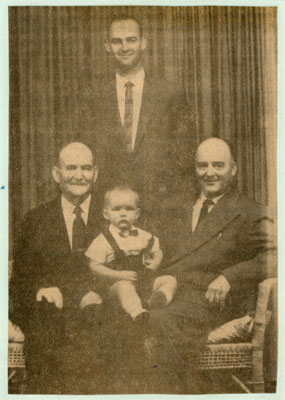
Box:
[116,68,145,90]
[196,191,227,207]
[109,223,136,238]
[61,194,91,216]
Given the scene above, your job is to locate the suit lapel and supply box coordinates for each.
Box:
[49,197,71,253]
[86,193,102,245]
[166,196,194,258]
[100,73,159,154]
[133,75,158,154]
[183,189,241,254]
[100,76,125,145]
[101,73,158,154]
[50,194,102,254]
[183,198,194,240]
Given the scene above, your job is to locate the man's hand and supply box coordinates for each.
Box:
[205,275,230,310]
[118,271,138,281]
[36,287,63,309]
[80,291,102,309]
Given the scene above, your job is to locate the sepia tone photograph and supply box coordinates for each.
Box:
[8,5,278,395]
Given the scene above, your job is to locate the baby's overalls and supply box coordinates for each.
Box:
[102,228,155,303]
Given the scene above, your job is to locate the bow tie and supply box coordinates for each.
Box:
[119,229,138,238]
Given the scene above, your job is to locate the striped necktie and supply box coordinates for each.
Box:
[124,81,134,153]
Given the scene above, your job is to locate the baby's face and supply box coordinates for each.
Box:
[103,190,140,232]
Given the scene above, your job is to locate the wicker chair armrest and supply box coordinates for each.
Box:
[252,278,277,349]
[204,343,252,352]
[255,278,277,323]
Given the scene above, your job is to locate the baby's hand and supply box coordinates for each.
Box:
[119,271,138,281]
[145,262,159,272]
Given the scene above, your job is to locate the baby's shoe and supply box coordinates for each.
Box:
[148,291,168,309]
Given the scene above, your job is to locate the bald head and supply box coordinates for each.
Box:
[53,142,98,205]
[196,138,234,162]
[58,142,94,167]
[195,138,237,198]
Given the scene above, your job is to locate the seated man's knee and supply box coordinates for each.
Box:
[34,298,61,316]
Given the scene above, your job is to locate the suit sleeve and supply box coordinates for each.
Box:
[9,211,46,329]
[160,203,277,291]
[222,215,277,287]
[161,252,221,289]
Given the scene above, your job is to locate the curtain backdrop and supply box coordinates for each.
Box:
[9,6,277,247]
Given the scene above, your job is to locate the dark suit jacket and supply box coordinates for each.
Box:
[9,194,103,329]
[77,72,196,199]
[158,188,276,305]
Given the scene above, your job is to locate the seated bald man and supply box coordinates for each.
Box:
[149,138,277,394]
[9,142,105,394]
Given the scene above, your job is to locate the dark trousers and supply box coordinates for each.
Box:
[148,284,243,394]
[22,300,106,394]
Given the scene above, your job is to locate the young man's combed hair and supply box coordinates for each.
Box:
[106,14,144,37]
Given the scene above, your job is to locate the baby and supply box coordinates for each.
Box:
[85,184,177,322]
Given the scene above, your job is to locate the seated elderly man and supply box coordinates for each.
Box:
[9,142,106,394]
[149,138,277,394]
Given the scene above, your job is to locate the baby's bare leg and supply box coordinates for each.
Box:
[110,280,147,320]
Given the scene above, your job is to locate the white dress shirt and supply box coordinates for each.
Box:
[116,68,145,151]
[85,224,159,265]
[192,192,225,232]
[61,194,91,248]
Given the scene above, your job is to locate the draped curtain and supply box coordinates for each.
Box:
[9,6,277,247]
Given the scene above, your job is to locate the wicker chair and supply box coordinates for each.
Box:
[8,341,26,394]
[8,259,26,393]
[8,278,277,394]
[198,278,277,393]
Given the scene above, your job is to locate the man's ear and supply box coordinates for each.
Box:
[93,166,99,183]
[103,208,109,221]
[231,162,237,177]
[135,208,141,220]
[104,38,111,53]
[52,166,60,184]
[141,36,147,51]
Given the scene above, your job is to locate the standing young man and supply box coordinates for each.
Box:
[79,14,195,211]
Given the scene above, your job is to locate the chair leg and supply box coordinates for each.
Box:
[249,349,265,393]
[250,382,265,393]
[8,368,27,394]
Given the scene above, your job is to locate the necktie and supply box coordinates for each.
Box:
[196,199,214,228]
[72,206,87,251]
[124,81,134,153]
